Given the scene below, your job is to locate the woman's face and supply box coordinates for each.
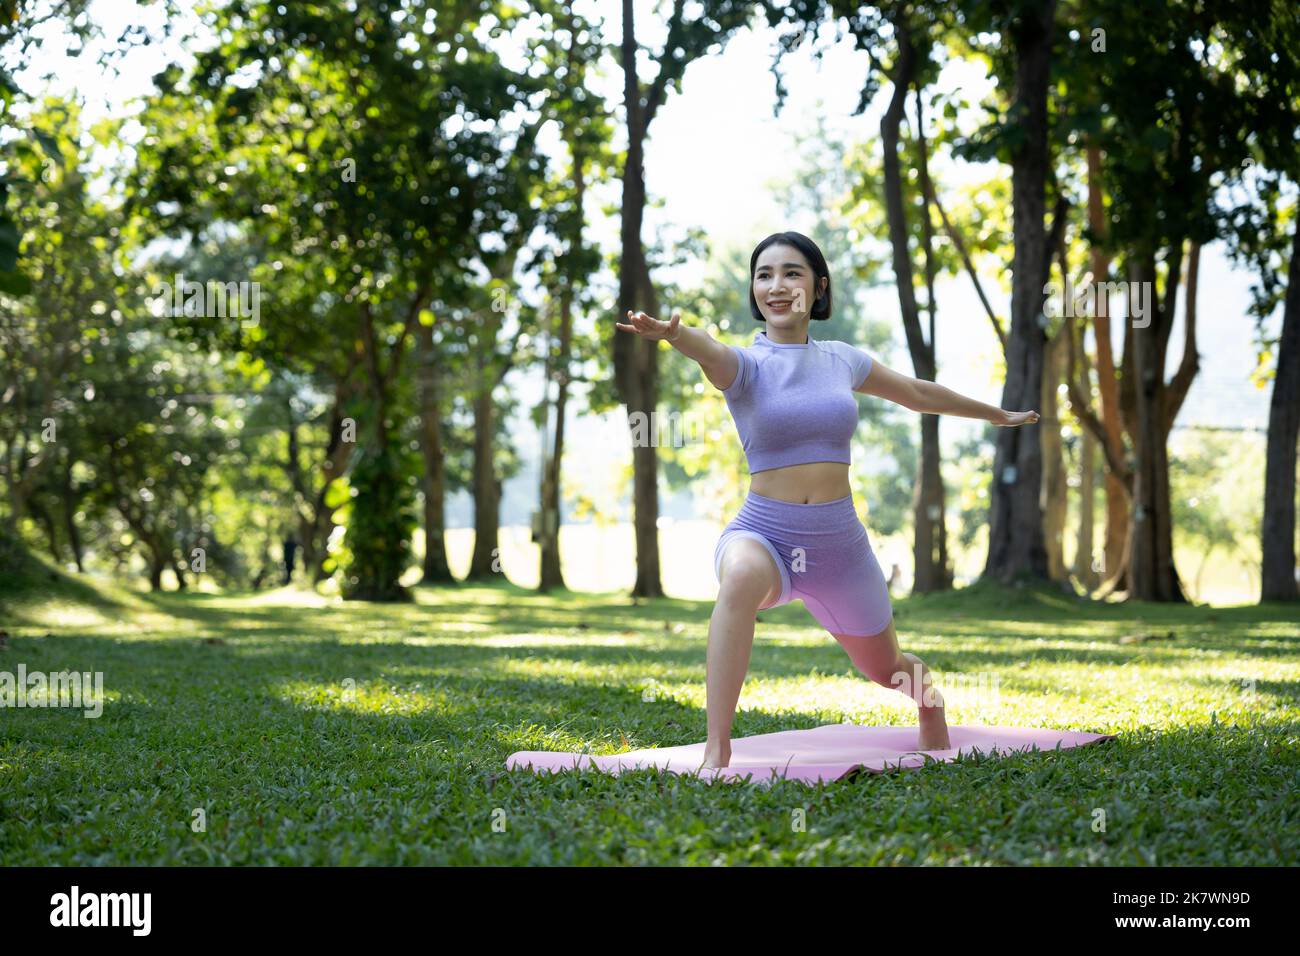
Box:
[752,244,825,329]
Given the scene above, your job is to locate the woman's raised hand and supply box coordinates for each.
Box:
[616,309,681,342]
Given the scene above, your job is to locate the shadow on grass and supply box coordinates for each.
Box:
[48,575,1291,689]
[9,630,1298,803]
[2,629,1132,769]
[0,567,133,625]
[4,614,1299,864]
[9,622,1291,758]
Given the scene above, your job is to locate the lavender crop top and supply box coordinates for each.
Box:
[717,329,874,474]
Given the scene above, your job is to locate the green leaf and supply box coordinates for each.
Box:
[0,269,31,295]
[0,221,20,272]
[29,127,64,168]
[323,477,352,510]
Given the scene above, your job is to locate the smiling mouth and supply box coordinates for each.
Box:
[768,301,791,308]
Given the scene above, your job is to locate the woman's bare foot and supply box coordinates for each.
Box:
[700,741,731,769]
[917,707,951,751]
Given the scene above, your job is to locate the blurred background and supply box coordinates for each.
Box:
[1,0,1296,609]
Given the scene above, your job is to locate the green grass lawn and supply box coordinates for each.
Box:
[1,566,1297,865]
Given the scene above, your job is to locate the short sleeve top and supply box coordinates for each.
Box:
[717,329,874,474]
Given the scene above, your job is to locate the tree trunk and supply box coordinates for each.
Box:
[879,26,949,593]
[1091,158,1130,591]
[466,386,502,580]
[61,489,84,573]
[912,413,952,591]
[287,393,303,509]
[539,249,575,592]
[51,444,84,572]
[1127,252,1188,602]
[1041,327,1069,581]
[456,263,527,586]
[1261,216,1300,601]
[909,79,951,593]
[1064,278,1101,591]
[983,0,1057,585]
[614,0,664,599]
[1073,424,1099,589]
[416,319,455,584]
[533,10,593,594]
[28,497,60,562]
[148,545,166,591]
[344,292,428,600]
[5,427,32,535]
[627,379,661,597]
[305,373,360,583]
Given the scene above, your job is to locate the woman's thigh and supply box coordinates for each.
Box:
[715,534,786,610]
[793,526,893,638]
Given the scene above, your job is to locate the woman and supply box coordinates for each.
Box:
[616,231,1039,769]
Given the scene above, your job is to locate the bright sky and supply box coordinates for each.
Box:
[10,0,1285,529]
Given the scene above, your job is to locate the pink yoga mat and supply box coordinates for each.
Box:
[507,723,1118,785]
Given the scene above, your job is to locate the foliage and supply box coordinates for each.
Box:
[332,435,419,602]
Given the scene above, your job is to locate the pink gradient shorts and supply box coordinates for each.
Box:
[712,490,893,638]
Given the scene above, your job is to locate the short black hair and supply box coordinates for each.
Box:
[748,231,833,323]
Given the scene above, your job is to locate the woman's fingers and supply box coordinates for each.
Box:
[620,308,682,342]
[619,309,671,338]
[618,310,644,334]
[1005,409,1040,427]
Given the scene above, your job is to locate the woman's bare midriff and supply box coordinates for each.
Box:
[748,461,852,504]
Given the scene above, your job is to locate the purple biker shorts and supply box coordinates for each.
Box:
[712,490,893,638]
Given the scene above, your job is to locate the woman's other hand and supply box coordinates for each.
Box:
[616,309,681,342]
[996,409,1040,427]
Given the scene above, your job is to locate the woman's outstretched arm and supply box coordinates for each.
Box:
[616,309,737,389]
[858,359,1039,426]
